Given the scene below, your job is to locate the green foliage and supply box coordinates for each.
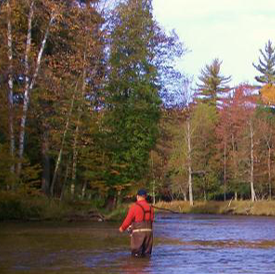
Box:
[0,189,91,221]
[191,104,219,175]
[0,190,45,220]
[0,143,15,188]
[105,0,162,188]
[0,144,40,189]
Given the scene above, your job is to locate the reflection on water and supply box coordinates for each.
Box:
[1,214,275,273]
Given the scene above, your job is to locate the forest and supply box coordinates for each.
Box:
[1,0,275,217]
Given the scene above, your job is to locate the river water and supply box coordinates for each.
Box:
[1,213,275,273]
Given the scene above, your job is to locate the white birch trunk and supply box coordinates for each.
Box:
[81,181,87,200]
[17,6,56,175]
[60,159,70,201]
[152,179,156,205]
[71,118,80,197]
[17,1,34,176]
[231,134,238,201]
[7,0,15,178]
[41,128,50,196]
[51,90,77,197]
[267,145,271,200]
[186,118,193,206]
[223,142,227,201]
[71,46,87,197]
[249,121,256,202]
[150,153,156,205]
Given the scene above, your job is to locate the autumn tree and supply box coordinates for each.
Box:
[220,85,258,201]
[0,0,106,197]
[260,83,275,106]
[0,0,60,187]
[38,0,106,197]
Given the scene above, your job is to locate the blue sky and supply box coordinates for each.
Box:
[153,0,275,86]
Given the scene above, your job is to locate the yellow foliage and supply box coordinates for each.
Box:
[260,84,275,105]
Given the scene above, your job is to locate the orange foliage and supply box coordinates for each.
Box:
[261,84,275,105]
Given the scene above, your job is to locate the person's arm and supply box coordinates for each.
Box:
[119,205,135,232]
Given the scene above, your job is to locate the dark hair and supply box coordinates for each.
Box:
[137,189,147,197]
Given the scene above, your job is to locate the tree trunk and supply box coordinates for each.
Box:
[81,180,87,200]
[223,142,227,201]
[60,160,70,201]
[180,185,187,201]
[152,179,156,205]
[150,152,156,204]
[267,145,272,200]
[183,192,187,201]
[71,123,79,198]
[231,133,238,201]
[249,121,256,202]
[186,118,193,206]
[51,88,77,197]
[17,7,56,176]
[71,42,88,197]
[7,0,15,181]
[41,128,50,196]
[17,0,34,176]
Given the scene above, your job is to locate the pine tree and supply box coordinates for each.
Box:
[196,58,231,107]
[253,40,275,85]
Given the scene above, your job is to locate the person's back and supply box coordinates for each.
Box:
[119,189,154,257]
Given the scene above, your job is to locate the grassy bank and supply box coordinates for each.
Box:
[2,189,275,222]
[0,189,132,222]
[101,199,275,220]
[155,200,275,216]
[0,190,105,222]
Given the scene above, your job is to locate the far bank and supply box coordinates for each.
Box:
[2,190,275,222]
[154,200,275,217]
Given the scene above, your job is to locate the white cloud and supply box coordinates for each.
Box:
[153,0,275,85]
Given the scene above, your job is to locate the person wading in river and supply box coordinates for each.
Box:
[119,189,154,257]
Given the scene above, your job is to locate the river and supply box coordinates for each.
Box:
[1,213,275,273]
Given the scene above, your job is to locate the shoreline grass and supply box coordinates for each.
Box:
[155,200,275,217]
[2,189,275,222]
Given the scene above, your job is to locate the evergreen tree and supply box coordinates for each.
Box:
[253,40,275,85]
[106,0,162,191]
[196,58,231,107]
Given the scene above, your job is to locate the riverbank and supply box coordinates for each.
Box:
[154,200,275,216]
[2,190,275,222]
[0,191,107,222]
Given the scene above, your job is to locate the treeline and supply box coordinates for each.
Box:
[158,44,275,205]
[1,0,275,208]
[0,0,184,207]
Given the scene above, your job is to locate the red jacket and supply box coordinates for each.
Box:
[120,199,154,231]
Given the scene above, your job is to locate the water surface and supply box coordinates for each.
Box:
[1,214,275,273]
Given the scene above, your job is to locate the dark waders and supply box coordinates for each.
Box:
[131,203,153,257]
